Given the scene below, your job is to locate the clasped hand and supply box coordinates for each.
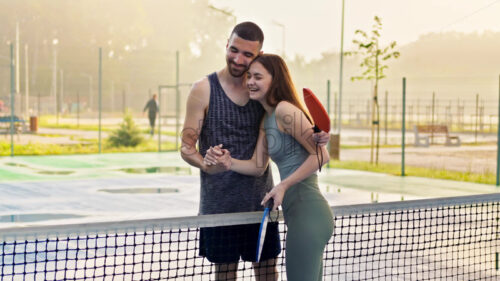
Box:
[203,144,231,173]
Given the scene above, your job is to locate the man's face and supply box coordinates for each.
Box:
[225,34,262,78]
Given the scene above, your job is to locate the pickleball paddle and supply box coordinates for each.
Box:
[256,198,274,262]
[303,88,330,133]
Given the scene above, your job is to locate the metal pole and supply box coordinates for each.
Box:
[496,75,500,186]
[58,69,63,125]
[175,50,180,150]
[25,44,29,118]
[158,86,162,152]
[402,78,406,177]
[10,43,15,157]
[337,0,345,135]
[52,43,57,116]
[98,48,102,153]
[56,70,59,125]
[15,22,20,102]
[327,80,331,168]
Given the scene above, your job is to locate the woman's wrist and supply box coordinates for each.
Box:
[277,181,291,192]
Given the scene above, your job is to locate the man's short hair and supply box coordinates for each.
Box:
[230,22,264,45]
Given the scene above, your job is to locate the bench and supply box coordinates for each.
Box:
[414,125,460,147]
[0,115,27,135]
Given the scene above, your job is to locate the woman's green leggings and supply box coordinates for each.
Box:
[284,199,334,281]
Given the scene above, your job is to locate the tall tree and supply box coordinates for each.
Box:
[345,16,400,164]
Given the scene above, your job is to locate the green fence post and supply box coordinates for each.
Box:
[158,86,162,152]
[402,78,406,177]
[327,80,331,168]
[175,51,180,151]
[10,43,15,157]
[98,47,102,154]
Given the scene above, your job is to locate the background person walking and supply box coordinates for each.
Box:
[143,93,158,136]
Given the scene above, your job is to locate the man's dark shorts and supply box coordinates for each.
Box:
[199,222,281,263]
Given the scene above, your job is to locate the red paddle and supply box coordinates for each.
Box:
[303,88,330,133]
[303,88,330,172]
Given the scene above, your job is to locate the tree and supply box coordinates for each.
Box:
[107,111,143,147]
[345,16,400,164]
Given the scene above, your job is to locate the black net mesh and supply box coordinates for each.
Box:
[1,196,499,280]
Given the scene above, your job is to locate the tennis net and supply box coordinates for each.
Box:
[1,193,499,280]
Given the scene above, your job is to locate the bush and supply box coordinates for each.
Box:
[107,112,144,147]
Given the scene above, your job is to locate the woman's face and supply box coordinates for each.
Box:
[246,61,272,102]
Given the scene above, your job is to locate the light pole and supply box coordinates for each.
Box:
[59,69,64,120]
[24,44,29,118]
[337,0,346,134]
[15,22,20,101]
[10,42,15,156]
[272,21,285,57]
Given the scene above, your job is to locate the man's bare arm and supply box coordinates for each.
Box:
[180,79,210,170]
[180,78,231,174]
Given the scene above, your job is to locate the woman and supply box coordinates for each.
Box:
[205,54,334,281]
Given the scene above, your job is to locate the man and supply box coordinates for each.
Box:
[143,93,158,136]
[181,22,329,281]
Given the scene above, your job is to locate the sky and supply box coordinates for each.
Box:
[210,0,500,61]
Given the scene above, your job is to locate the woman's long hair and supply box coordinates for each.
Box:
[252,54,312,123]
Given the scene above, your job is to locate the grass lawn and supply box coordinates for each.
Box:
[0,139,177,156]
[329,160,496,185]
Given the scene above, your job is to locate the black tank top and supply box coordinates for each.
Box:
[198,72,274,215]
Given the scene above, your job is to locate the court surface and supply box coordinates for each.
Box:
[0,152,498,226]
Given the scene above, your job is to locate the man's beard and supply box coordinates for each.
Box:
[227,61,247,77]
